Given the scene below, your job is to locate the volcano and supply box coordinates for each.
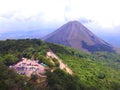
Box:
[43,21,114,52]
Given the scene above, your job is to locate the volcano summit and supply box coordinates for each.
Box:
[43,21,114,52]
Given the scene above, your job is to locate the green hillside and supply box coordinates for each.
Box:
[0,39,120,90]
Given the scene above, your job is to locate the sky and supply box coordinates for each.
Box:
[0,0,120,36]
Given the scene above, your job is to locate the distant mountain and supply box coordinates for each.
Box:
[0,30,45,40]
[43,21,115,53]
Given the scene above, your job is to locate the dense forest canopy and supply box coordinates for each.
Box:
[0,39,120,90]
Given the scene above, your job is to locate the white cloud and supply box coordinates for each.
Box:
[0,0,120,33]
[65,0,120,27]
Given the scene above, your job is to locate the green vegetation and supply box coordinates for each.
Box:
[0,39,120,90]
[92,52,120,70]
[46,69,81,90]
[47,43,120,90]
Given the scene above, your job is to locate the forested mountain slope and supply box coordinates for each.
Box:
[0,39,120,90]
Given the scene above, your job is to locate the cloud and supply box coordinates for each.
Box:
[84,20,120,36]
[0,0,120,35]
[0,13,14,19]
[0,0,69,32]
[79,18,93,24]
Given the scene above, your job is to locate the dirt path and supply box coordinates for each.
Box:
[47,51,73,75]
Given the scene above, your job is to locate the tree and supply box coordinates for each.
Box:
[3,54,18,66]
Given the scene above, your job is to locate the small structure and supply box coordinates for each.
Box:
[11,58,46,77]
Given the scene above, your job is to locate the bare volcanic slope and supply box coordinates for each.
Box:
[43,21,114,52]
